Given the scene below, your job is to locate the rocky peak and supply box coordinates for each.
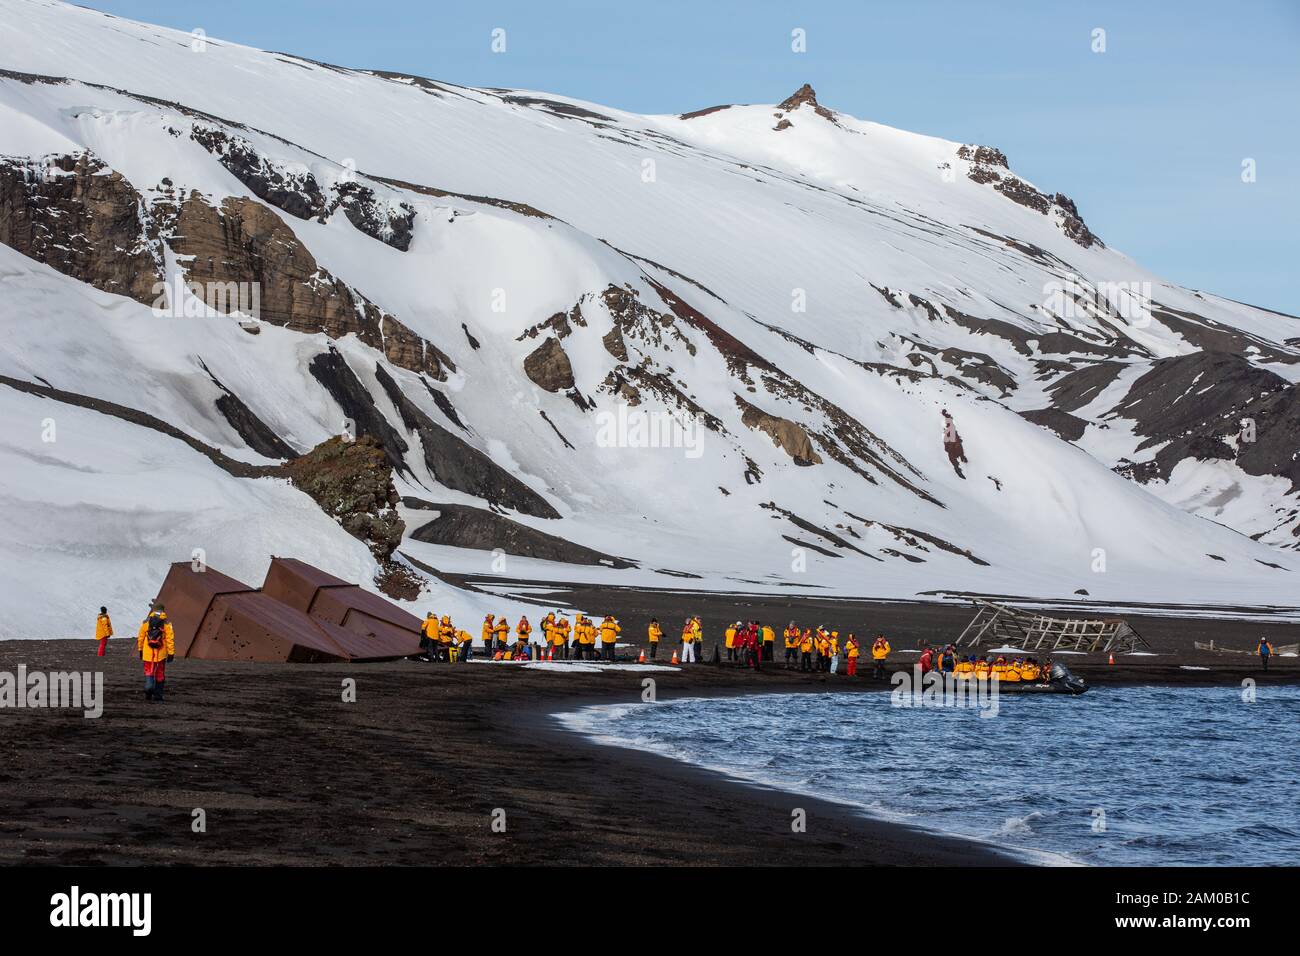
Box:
[777,83,819,111]
[774,83,836,126]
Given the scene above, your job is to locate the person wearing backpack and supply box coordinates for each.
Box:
[136,605,176,702]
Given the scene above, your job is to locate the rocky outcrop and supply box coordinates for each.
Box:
[192,126,416,249]
[374,365,560,518]
[775,84,836,122]
[405,499,633,567]
[523,336,575,392]
[191,125,327,220]
[736,396,822,465]
[280,435,405,563]
[0,152,161,303]
[994,176,1052,214]
[330,181,416,251]
[519,301,586,340]
[1053,193,1100,249]
[167,192,450,377]
[957,146,1101,247]
[308,349,411,473]
[956,144,1009,169]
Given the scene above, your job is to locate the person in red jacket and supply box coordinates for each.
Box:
[845,635,861,677]
[919,645,935,674]
[746,622,762,671]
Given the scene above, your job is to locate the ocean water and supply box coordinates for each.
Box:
[556,685,1300,865]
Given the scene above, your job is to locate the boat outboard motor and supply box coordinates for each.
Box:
[1049,661,1088,695]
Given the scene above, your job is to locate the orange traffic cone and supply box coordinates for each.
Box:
[638,648,646,664]
[1108,652,1115,665]
[670,650,679,665]
[546,646,553,662]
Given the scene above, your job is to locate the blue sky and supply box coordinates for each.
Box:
[82,1,1300,314]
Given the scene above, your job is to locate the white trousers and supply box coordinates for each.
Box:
[681,642,696,662]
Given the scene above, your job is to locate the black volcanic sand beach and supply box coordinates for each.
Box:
[1,592,1296,867]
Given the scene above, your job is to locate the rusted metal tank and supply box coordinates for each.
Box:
[152,563,257,657]
[263,557,422,660]
[189,592,351,663]
[156,558,422,662]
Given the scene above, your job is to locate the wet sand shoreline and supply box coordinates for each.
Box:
[1,596,1295,866]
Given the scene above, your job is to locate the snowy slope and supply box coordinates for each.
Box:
[1,0,1297,639]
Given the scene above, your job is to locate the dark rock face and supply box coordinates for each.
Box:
[1114,351,1300,489]
[330,181,416,251]
[523,336,576,392]
[308,349,411,473]
[191,126,326,220]
[1054,192,1100,248]
[280,435,405,563]
[199,359,298,459]
[1151,305,1298,365]
[0,153,161,303]
[1020,407,1088,442]
[374,365,561,519]
[1044,361,1124,412]
[995,176,1052,214]
[168,192,450,377]
[192,126,417,250]
[957,144,1009,168]
[406,499,632,566]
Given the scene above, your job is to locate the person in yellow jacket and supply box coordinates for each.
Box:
[647,618,662,659]
[1017,659,1040,682]
[556,615,574,660]
[974,657,991,680]
[845,634,861,677]
[540,612,556,652]
[599,615,621,662]
[481,614,495,657]
[95,606,113,657]
[1000,658,1021,683]
[136,605,175,701]
[870,635,891,681]
[955,657,976,678]
[438,615,455,661]
[454,628,474,663]
[516,616,531,656]
[783,623,800,669]
[761,623,776,663]
[492,615,509,657]
[679,617,700,664]
[724,621,739,661]
[574,615,596,661]
[419,612,439,661]
[799,628,814,672]
[815,628,831,672]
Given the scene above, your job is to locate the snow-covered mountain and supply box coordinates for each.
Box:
[2,0,1297,639]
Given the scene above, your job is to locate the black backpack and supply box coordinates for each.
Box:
[146,615,166,649]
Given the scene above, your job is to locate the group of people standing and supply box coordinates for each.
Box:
[780,625,893,678]
[418,611,625,662]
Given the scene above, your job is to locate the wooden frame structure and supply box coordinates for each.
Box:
[955,598,1148,654]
